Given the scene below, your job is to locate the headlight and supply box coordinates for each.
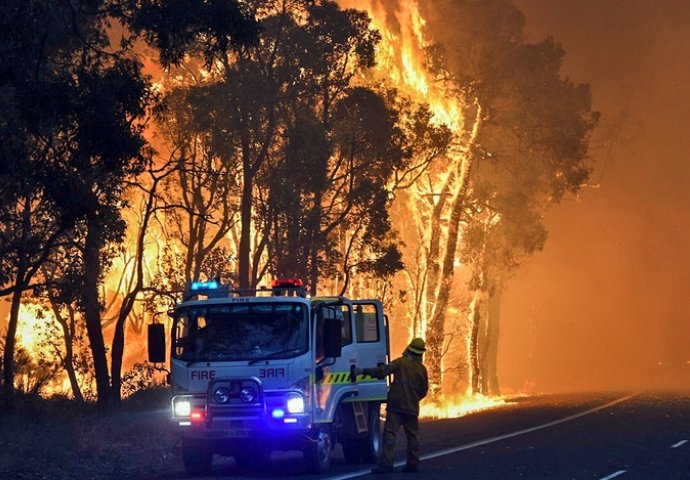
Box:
[240,386,257,403]
[173,398,192,417]
[286,394,305,414]
[213,387,232,404]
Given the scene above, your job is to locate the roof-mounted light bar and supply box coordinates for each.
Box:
[182,278,307,300]
[271,278,304,289]
[184,279,230,300]
[270,278,307,297]
[190,280,220,291]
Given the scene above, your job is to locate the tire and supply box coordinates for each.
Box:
[303,428,332,473]
[182,438,213,475]
[359,403,382,463]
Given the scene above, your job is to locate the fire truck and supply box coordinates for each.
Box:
[148,279,390,475]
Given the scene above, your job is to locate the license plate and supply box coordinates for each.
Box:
[224,429,249,438]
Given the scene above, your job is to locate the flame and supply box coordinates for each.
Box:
[420,392,505,419]
[345,0,463,130]
[8,1,509,411]
[16,304,45,352]
[340,0,500,415]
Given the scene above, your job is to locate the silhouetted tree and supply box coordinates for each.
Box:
[147,1,398,294]
[0,0,160,409]
[154,87,242,287]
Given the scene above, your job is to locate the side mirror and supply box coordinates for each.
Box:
[148,323,166,363]
[323,315,342,358]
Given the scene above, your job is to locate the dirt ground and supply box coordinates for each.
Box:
[0,389,180,480]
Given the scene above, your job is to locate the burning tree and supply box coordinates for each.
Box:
[422,0,598,395]
[1,0,599,412]
[340,0,599,397]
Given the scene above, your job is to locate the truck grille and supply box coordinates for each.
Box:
[208,379,263,418]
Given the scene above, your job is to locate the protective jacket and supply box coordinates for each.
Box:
[365,351,429,416]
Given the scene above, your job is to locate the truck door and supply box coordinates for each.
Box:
[351,300,389,402]
[313,302,357,423]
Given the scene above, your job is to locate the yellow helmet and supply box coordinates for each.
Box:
[407,337,426,354]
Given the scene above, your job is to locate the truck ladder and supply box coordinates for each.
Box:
[352,402,368,434]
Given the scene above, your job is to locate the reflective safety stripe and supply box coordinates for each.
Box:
[316,372,380,385]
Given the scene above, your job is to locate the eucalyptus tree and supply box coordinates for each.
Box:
[153,86,242,288]
[0,0,186,409]
[414,0,599,395]
[254,3,415,296]
[265,87,409,294]
[133,1,406,294]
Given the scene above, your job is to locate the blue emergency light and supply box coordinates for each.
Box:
[190,280,219,291]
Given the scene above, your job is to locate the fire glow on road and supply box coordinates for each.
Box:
[324,393,640,480]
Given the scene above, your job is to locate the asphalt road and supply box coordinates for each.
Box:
[148,391,690,479]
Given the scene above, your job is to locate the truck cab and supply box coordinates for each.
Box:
[148,279,390,475]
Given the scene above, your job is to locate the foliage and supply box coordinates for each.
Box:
[121,362,167,398]
[119,0,260,68]
[146,1,406,294]
[0,0,154,408]
[0,326,59,397]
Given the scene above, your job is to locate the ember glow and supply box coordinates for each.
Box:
[16,305,45,352]
[420,392,505,419]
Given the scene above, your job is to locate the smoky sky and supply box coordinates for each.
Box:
[499,0,690,393]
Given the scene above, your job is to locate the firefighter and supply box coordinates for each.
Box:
[359,337,429,474]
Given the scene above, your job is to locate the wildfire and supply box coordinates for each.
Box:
[420,392,505,419]
[344,0,463,130]
[339,0,497,413]
[16,304,49,352]
[4,0,509,413]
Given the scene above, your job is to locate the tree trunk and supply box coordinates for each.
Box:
[238,156,253,290]
[3,197,33,409]
[110,175,156,404]
[110,309,126,404]
[52,304,84,403]
[482,283,502,395]
[2,285,24,409]
[469,300,482,394]
[424,156,472,395]
[82,220,111,409]
[421,196,446,395]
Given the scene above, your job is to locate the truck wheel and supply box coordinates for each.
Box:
[359,404,382,463]
[304,429,331,473]
[182,438,213,475]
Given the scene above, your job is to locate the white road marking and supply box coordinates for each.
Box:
[599,470,627,480]
[323,392,640,480]
[671,439,688,448]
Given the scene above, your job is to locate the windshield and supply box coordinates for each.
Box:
[173,302,309,362]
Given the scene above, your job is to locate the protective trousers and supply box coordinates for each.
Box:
[378,411,420,468]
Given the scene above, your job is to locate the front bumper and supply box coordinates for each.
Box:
[172,390,312,441]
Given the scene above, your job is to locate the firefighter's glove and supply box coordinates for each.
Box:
[358,368,373,377]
